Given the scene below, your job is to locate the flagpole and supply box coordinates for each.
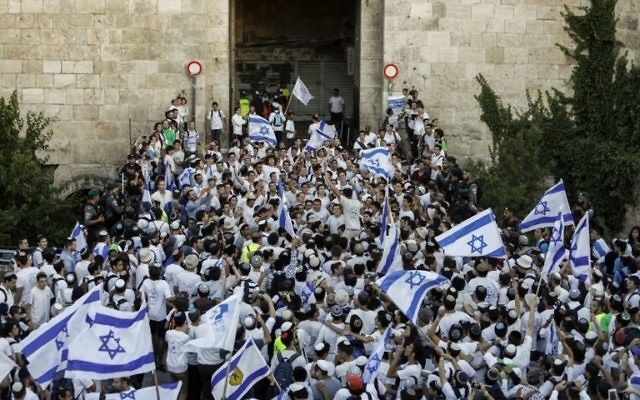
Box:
[153,369,161,400]
[284,93,294,115]
[221,351,234,400]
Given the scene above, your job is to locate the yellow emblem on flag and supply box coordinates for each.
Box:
[229,368,244,386]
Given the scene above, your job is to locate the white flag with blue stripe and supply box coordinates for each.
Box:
[185,293,241,352]
[141,180,152,209]
[519,180,574,232]
[305,120,337,152]
[277,179,296,238]
[377,222,402,276]
[376,270,449,323]
[86,382,182,400]
[65,303,155,380]
[165,161,177,191]
[363,327,391,384]
[211,339,270,400]
[0,352,16,382]
[248,115,277,147]
[178,167,197,189]
[300,281,316,305]
[18,285,102,387]
[70,222,87,256]
[435,208,506,258]
[542,212,567,277]
[360,147,394,179]
[570,214,591,284]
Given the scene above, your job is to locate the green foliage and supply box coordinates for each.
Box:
[0,91,77,245]
[474,0,640,234]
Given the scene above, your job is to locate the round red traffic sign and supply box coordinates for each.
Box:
[186,60,203,76]
[383,63,399,79]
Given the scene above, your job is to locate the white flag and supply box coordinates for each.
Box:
[570,214,591,284]
[65,303,155,380]
[305,120,337,152]
[0,352,16,382]
[248,115,277,147]
[70,222,87,255]
[291,77,314,106]
[542,212,567,278]
[376,270,449,323]
[377,222,401,276]
[520,180,574,232]
[211,339,270,400]
[435,208,506,258]
[18,284,102,387]
[185,294,241,352]
[363,327,391,383]
[85,382,182,400]
[360,147,394,179]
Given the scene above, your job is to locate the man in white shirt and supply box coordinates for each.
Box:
[231,106,246,141]
[151,177,173,209]
[269,106,286,145]
[15,252,39,304]
[139,265,175,369]
[206,101,225,144]
[328,88,345,134]
[26,272,54,328]
[285,112,296,148]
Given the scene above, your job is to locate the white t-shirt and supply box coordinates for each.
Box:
[329,96,345,113]
[208,109,225,130]
[28,286,54,325]
[163,263,184,290]
[140,279,173,321]
[285,120,295,139]
[176,271,202,297]
[340,196,362,231]
[165,329,190,373]
[232,114,246,136]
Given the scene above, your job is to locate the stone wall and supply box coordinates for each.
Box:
[381,0,640,162]
[0,0,230,185]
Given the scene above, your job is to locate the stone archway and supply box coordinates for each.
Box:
[58,174,113,199]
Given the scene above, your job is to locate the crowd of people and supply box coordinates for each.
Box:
[2,88,640,400]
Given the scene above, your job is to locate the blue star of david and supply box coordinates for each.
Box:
[213,304,229,324]
[366,354,381,374]
[467,234,488,254]
[98,330,126,360]
[260,125,270,135]
[405,271,426,289]
[54,325,69,350]
[550,230,562,246]
[534,201,550,216]
[301,289,312,304]
[369,158,380,167]
[120,391,136,400]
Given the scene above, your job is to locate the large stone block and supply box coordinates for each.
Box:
[75,0,104,14]
[44,88,66,104]
[76,74,99,88]
[73,104,99,120]
[471,4,494,19]
[0,60,22,73]
[157,0,181,14]
[53,73,75,88]
[16,74,36,88]
[43,60,61,73]
[22,88,44,103]
[21,0,43,13]
[427,31,451,47]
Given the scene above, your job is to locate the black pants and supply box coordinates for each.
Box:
[330,112,344,134]
[198,363,223,400]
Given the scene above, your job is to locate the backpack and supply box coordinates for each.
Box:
[51,277,65,300]
[274,352,300,390]
[108,292,129,310]
[274,113,283,127]
[0,286,7,303]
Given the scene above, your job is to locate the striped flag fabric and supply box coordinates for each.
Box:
[363,327,391,383]
[435,208,506,258]
[211,339,270,400]
[248,115,277,147]
[519,180,574,232]
[570,214,591,283]
[376,270,449,323]
[277,179,296,238]
[542,211,567,277]
[85,382,182,400]
[360,147,394,179]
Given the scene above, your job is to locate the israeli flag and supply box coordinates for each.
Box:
[248,115,277,147]
[435,208,507,258]
[85,382,182,400]
[165,161,177,191]
[519,180,574,232]
[211,339,270,400]
[363,327,391,384]
[305,120,337,152]
[376,270,449,323]
[542,212,567,277]
[178,167,196,189]
[360,147,394,179]
[300,281,316,305]
[377,222,402,276]
[570,214,591,283]
[70,222,87,256]
[291,76,314,106]
[65,303,155,380]
[185,294,241,352]
[18,285,102,387]
[277,179,296,239]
